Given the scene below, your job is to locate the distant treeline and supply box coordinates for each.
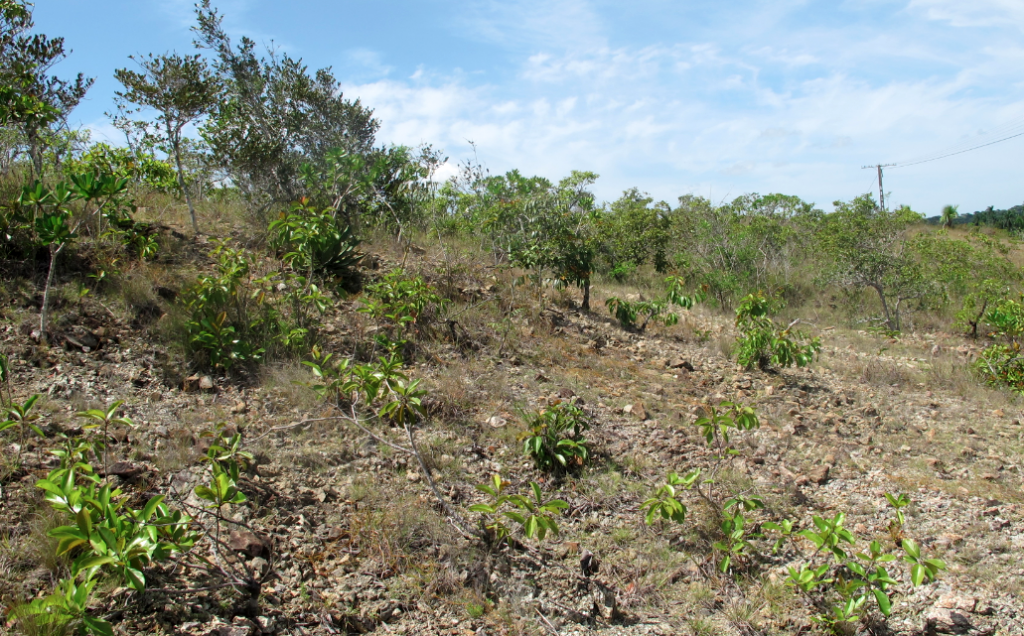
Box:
[927,203,1024,231]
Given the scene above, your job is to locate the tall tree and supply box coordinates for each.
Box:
[0,0,92,175]
[113,53,221,234]
[192,1,378,221]
[940,204,959,229]
[817,195,925,332]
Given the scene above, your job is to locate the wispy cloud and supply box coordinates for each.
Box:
[908,0,1024,29]
[455,0,606,51]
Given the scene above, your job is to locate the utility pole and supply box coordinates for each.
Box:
[862,163,895,210]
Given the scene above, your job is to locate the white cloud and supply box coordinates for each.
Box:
[457,0,606,51]
[83,120,123,145]
[908,0,1024,29]
[343,49,393,79]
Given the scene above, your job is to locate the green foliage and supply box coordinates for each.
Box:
[641,470,700,525]
[182,240,333,370]
[607,261,636,282]
[974,295,1024,392]
[0,0,92,175]
[599,188,670,272]
[23,419,256,635]
[13,573,113,636]
[766,495,946,631]
[520,400,590,471]
[940,204,958,229]
[0,351,11,407]
[359,269,446,353]
[734,292,820,370]
[63,141,177,190]
[605,296,674,332]
[640,401,946,627]
[482,170,601,309]
[183,244,262,370]
[469,474,568,545]
[713,495,764,573]
[193,0,377,213]
[75,400,133,477]
[40,468,197,592]
[606,276,702,331]
[300,346,353,402]
[269,200,361,286]
[816,196,925,331]
[693,400,759,452]
[300,145,439,234]
[114,51,221,233]
[0,393,43,461]
[641,404,766,574]
[669,193,819,307]
[975,342,1024,392]
[303,349,427,429]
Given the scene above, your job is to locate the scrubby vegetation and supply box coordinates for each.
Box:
[1,2,1023,636]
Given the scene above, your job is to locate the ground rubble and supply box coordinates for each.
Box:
[1,288,1023,636]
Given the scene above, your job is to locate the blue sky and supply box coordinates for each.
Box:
[35,0,1024,214]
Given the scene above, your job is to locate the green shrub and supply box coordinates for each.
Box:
[520,400,590,471]
[182,240,332,371]
[63,141,177,191]
[606,276,701,331]
[469,474,568,545]
[0,394,43,464]
[358,269,446,353]
[269,200,361,289]
[641,470,700,525]
[734,292,820,370]
[975,296,1024,392]
[607,261,636,282]
[605,296,674,332]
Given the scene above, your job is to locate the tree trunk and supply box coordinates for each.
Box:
[970,299,988,339]
[871,284,896,332]
[27,124,43,178]
[171,134,199,235]
[582,278,591,311]
[38,244,60,340]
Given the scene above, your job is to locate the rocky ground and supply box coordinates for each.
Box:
[1,241,1022,636]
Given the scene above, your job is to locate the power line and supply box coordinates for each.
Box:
[895,115,1024,165]
[893,129,1024,168]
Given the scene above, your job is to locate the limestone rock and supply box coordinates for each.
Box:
[809,465,831,485]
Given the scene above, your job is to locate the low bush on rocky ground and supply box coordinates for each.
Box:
[1,220,1022,636]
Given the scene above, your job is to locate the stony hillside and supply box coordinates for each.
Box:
[1,236,1022,636]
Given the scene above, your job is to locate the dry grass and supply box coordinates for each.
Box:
[259,362,323,413]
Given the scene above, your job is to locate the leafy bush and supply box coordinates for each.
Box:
[734,292,820,370]
[975,296,1024,392]
[470,474,568,545]
[771,500,946,631]
[607,261,636,282]
[269,200,361,288]
[606,276,701,332]
[303,350,428,429]
[0,394,42,462]
[520,400,590,471]
[639,402,946,630]
[182,240,332,371]
[358,269,446,353]
[19,413,257,636]
[605,296,676,332]
[63,141,177,191]
[641,470,700,525]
